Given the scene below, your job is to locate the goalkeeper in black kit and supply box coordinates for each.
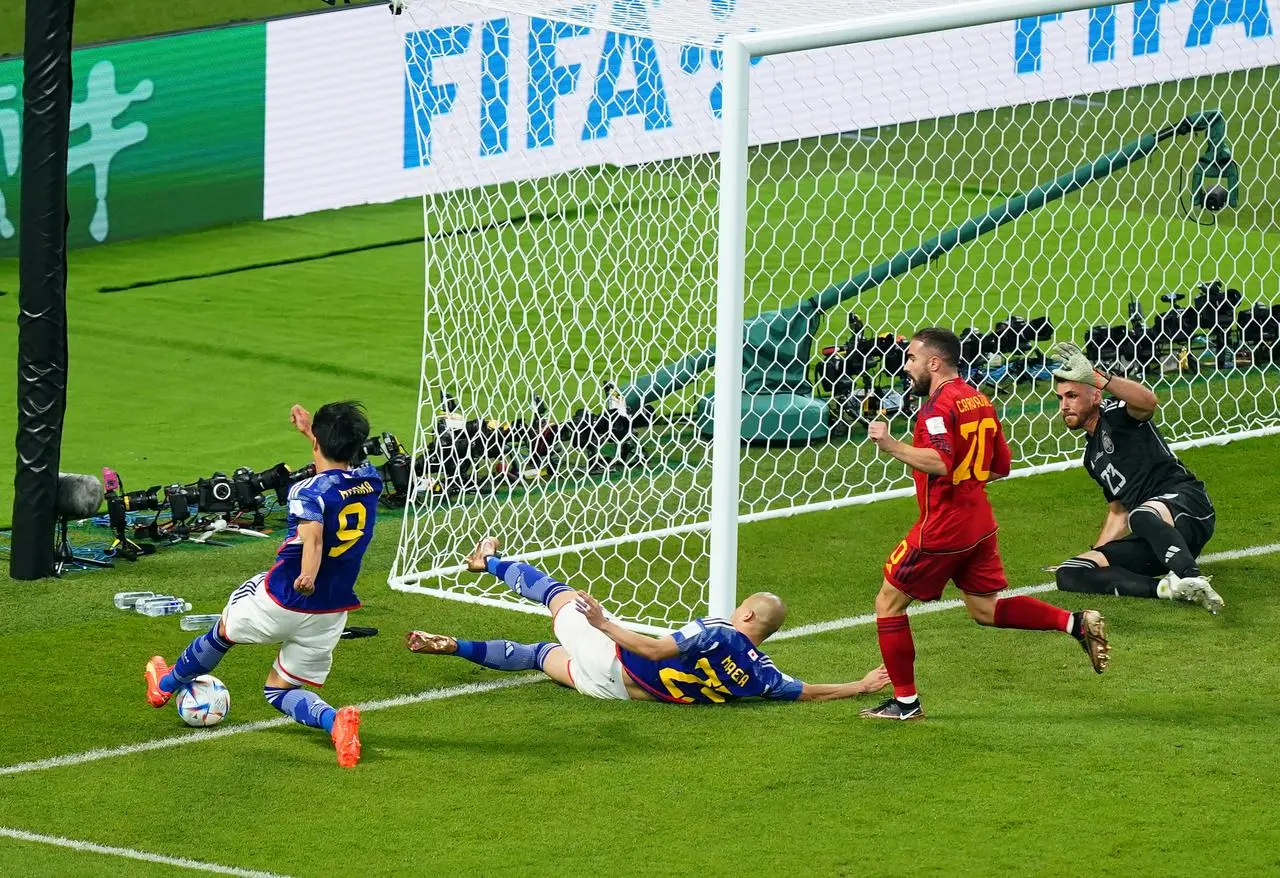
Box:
[1050,343,1224,614]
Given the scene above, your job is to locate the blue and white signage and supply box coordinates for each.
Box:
[263,1,1278,219]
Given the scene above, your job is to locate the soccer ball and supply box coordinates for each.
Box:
[176,675,231,727]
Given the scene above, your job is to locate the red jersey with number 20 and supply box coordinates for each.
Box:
[908,378,1011,552]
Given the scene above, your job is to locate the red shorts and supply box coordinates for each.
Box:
[883,532,1007,602]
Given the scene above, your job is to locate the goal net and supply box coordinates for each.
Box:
[388,0,1280,631]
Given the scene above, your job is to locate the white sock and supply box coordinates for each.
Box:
[896,694,919,705]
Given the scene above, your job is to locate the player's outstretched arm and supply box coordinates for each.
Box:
[575,592,679,660]
[1099,374,1159,421]
[293,520,324,595]
[1051,343,1158,420]
[291,404,315,440]
[796,665,891,702]
[1093,500,1129,548]
[867,420,947,476]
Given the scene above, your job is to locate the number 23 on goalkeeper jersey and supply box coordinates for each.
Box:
[265,464,382,613]
[909,378,1011,552]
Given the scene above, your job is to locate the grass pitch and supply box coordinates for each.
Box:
[1,186,1278,871]
[0,444,1278,876]
[1,14,1279,873]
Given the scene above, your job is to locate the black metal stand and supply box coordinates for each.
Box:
[53,517,113,575]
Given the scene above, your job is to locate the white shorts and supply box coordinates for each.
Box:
[221,573,347,687]
[552,603,630,701]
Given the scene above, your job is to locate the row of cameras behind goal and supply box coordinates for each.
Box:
[61,278,1280,554]
[814,279,1280,423]
[72,393,650,561]
[93,432,413,561]
[363,277,1280,501]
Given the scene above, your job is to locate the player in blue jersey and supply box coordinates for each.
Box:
[406,537,890,704]
[144,402,381,768]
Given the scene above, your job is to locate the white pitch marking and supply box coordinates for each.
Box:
[1,543,1276,776]
[0,675,541,777]
[774,542,1280,641]
[0,826,293,877]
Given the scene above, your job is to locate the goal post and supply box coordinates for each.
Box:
[708,35,751,621]
[388,0,1280,631]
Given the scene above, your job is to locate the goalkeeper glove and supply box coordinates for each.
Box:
[1051,342,1109,388]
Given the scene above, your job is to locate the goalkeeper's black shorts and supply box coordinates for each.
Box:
[1096,486,1215,576]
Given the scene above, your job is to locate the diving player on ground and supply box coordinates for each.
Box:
[861,328,1110,722]
[1051,342,1223,613]
[406,537,890,704]
[144,402,380,768]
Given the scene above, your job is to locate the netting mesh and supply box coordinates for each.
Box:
[412,0,957,47]
[389,0,1280,630]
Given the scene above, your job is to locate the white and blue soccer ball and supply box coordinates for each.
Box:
[176,675,230,728]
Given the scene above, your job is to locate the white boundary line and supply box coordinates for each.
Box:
[773,582,1056,640]
[1,541,1276,781]
[0,826,292,877]
[0,676,541,778]
[775,541,1280,641]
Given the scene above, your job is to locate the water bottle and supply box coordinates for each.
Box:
[113,591,155,610]
[136,597,192,617]
[180,614,222,631]
[134,593,176,608]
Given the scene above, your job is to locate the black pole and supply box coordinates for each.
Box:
[12,0,76,580]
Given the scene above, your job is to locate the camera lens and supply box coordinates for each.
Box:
[1204,184,1228,211]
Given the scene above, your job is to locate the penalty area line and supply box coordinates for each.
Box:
[0,826,293,878]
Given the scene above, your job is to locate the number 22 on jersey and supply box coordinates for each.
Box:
[659,658,730,703]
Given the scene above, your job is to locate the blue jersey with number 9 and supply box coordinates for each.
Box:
[618,618,804,704]
[265,464,382,613]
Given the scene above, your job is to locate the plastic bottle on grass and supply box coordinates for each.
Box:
[113,591,155,610]
[136,597,192,616]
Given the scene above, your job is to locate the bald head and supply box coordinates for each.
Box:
[732,591,788,642]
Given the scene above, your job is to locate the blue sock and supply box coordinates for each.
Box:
[264,686,337,734]
[161,625,233,693]
[486,558,572,608]
[453,640,557,671]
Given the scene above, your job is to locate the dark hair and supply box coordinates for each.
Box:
[912,327,961,369]
[311,401,370,466]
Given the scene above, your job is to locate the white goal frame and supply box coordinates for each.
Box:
[390,0,1280,632]
[704,0,1280,619]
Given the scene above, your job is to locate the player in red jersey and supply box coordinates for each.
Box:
[860,328,1110,721]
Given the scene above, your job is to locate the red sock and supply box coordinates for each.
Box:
[994,595,1071,632]
[876,614,917,699]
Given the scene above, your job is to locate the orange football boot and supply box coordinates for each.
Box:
[331,705,362,768]
[144,656,174,707]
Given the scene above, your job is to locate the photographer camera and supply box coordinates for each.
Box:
[561,382,653,475]
[361,431,412,507]
[816,314,914,424]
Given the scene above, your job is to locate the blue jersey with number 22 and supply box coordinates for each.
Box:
[265,464,381,613]
[618,618,804,704]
